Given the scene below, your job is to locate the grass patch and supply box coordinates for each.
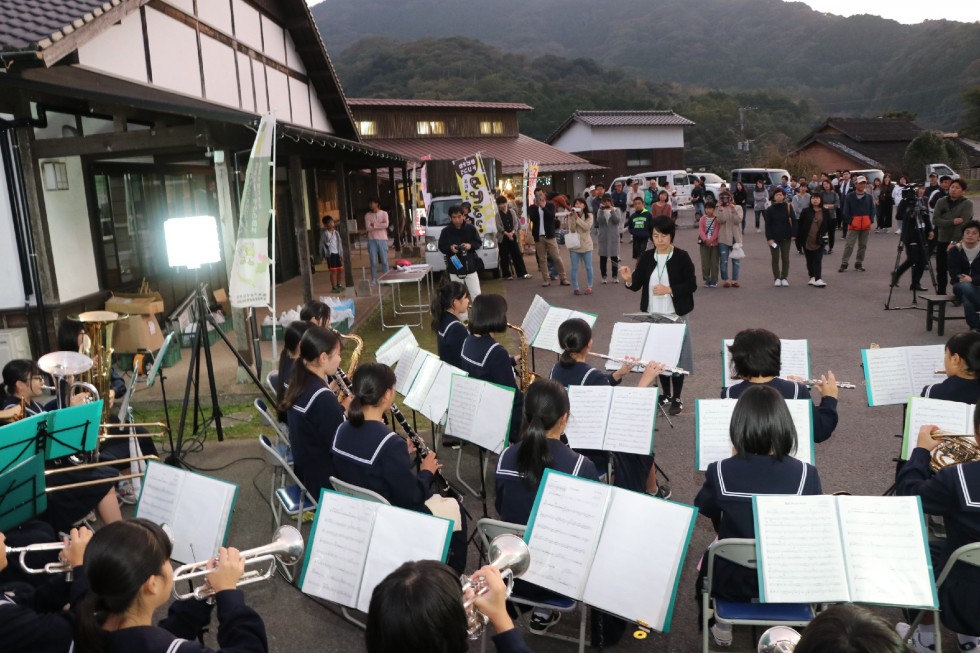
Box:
[130,401,268,442]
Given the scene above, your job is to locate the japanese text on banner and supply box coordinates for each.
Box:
[454,154,497,235]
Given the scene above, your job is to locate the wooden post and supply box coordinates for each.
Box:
[213,148,253,365]
[335,162,355,289]
[289,155,314,304]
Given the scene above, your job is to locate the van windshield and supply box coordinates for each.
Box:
[426,201,454,227]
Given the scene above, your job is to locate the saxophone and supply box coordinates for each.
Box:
[506,323,537,392]
[930,430,980,472]
[338,331,363,379]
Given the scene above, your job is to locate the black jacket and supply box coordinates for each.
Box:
[624,247,697,315]
[527,202,557,241]
[899,198,933,246]
[763,202,797,242]
[795,206,832,248]
[948,243,980,287]
[437,223,481,275]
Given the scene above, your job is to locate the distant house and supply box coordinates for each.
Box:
[792,117,923,175]
[348,98,603,196]
[545,110,695,181]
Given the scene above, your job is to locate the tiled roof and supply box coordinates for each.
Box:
[546,110,694,143]
[365,134,604,174]
[0,0,126,51]
[820,117,922,142]
[347,98,534,111]
[796,133,912,175]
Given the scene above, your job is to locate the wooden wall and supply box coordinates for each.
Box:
[352,108,519,139]
[573,148,685,184]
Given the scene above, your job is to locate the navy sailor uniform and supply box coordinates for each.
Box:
[695,454,822,601]
[723,378,838,443]
[436,312,468,369]
[920,376,980,405]
[286,375,345,499]
[1,568,87,653]
[459,335,523,444]
[896,451,980,635]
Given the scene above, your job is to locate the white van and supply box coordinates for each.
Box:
[422,195,499,276]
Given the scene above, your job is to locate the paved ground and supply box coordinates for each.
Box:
[140,221,962,652]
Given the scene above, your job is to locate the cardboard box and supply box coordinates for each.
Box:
[213,288,232,318]
[105,292,165,316]
[113,315,165,353]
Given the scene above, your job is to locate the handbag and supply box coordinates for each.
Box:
[730,242,746,259]
[563,232,581,249]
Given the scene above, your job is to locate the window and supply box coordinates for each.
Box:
[416,120,446,135]
[480,120,504,135]
[626,149,651,167]
[357,120,377,136]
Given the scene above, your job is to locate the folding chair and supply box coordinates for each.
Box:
[254,398,290,448]
[701,538,816,653]
[265,370,279,395]
[476,518,587,653]
[328,476,390,505]
[905,542,980,653]
[257,435,315,533]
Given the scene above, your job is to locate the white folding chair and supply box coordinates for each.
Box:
[328,476,391,505]
[701,538,816,653]
[905,542,980,653]
[257,435,315,532]
[254,397,290,447]
[265,370,279,395]
[476,518,587,653]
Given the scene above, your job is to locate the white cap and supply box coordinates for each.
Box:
[855,176,868,184]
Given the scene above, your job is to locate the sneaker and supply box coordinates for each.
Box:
[896,622,935,653]
[774,279,781,287]
[808,277,816,286]
[528,610,562,634]
[911,284,928,291]
[574,288,582,295]
[813,279,827,287]
[601,278,607,284]
[658,394,673,408]
[441,438,463,450]
[650,481,672,500]
[522,274,533,279]
[711,622,733,647]
[756,228,761,233]
[732,281,740,287]
[559,280,571,286]
[117,480,137,505]
[612,277,619,284]
[838,264,848,273]
[723,280,731,288]
[585,287,592,295]
[781,279,789,287]
[668,398,683,416]
[705,281,714,288]
[855,263,866,272]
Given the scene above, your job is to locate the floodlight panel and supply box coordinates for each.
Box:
[164,216,221,269]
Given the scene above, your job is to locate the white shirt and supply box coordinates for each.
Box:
[647,249,676,317]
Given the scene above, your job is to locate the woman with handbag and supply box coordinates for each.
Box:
[566,197,595,295]
[797,193,832,287]
[715,190,744,288]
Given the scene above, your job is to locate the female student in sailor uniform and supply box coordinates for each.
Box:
[1,527,90,653]
[72,519,268,653]
[723,329,839,444]
[694,385,822,647]
[331,363,467,573]
[281,327,349,500]
[459,294,523,444]
[274,321,312,422]
[0,359,123,532]
[549,318,670,498]
[920,331,980,405]
[895,418,980,651]
[430,281,470,369]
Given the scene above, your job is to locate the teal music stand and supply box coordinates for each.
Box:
[0,413,47,475]
[44,400,103,460]
[0,453,47,531]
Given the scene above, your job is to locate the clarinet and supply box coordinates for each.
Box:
[390,403,465,502]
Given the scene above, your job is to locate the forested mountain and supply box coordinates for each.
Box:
[312,0,980,129]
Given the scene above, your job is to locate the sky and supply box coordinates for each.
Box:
[306,0,980,25]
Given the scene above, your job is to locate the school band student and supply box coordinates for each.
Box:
[274,321,312,421]
[724,329,839,443]
[921,332,980,404]
[695,385,823,648]
[73,519,269,653]
[299,299,331,328]
[331,363,467,573]
[619,215,696,416]
[459,294,524,444]
[280,327,349,500]
[1,527,91,653]
[550,318,670,498]
[430,281,470,370]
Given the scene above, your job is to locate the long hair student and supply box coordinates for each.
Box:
[430,281,470,369]
[275,320,312,420]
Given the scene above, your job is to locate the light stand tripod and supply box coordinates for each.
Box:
[884,200,937,310]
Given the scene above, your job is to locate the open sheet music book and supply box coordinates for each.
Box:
[375,326,419,366]
[532,307,598,355]
[445,375,515,453]
[393,346,423,394]
[136,461,238,564]
[862,345,945,406]
[522,470,697,633]
[902,397,975,460]
[564,386,658,454]
[721,339,809,388]
[299,490,451,613]
[753,495,937,608]
[399,349,468,424]
[695,399,814,471]
[605,322,687,371]
[521,294,551,343]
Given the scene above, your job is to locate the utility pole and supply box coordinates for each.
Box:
[738,106,757,165]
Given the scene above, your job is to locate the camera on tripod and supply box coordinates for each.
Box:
[900,184,918,203]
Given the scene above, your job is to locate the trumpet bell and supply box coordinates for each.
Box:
[271,525,305,566]
[487,534,530,579]
[38,351,93,377]
[757,626,801,653]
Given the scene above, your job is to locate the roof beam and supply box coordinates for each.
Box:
[32,123,206,158]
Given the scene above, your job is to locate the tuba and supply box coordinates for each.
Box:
[461,534,530,638]
[930,431,980,472]
[70,310,128,424]
[506,323,537,391]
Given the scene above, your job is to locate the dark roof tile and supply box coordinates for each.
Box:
[348,98,534,111]
[0,0,120,51]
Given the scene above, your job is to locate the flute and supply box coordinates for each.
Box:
[803,379,856,389]
[935,369,947,375]
[588,353,690,375]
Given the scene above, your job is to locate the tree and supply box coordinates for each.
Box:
[878,110,917,121]
[903,132,968,181]
[963,86,980,139]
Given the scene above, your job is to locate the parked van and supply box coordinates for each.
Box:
[729,168,792,208]
[422,195,500,276]
[848,169,884,185]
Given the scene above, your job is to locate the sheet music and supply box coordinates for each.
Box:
[902,398,974,459]
[722,338,810,388]
[300,492,378,606]
[468,379,516,453]
[533,308,597,354]
[521,295,551,342]
[907,345,946,395]
[403,353,440,411]
[174,473,236,564]
[417,362,467,425]
[523,471,612,599]
[754,495,850,603]
[445,374,483,442]
[640,323,687,368]
[356,506,451,613]
[695,400,737,471]
[376,326,419,366]
[604,387,658,454]
[837,496,937,608]
[135,462,183,532]
[564,386,613,451]
[584,490,695,632]
[785,400,814,465]
[863,348,913,406]
[394,346,424,395]
[605,322,651,370]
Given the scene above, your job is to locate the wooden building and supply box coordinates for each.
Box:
[791,117,923,176]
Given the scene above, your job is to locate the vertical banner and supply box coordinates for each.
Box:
[420,155,432,220]
[230,113,276,308]
[453,154,497,235]
[523,160,539,226]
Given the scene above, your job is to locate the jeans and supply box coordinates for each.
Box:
[718,243,740,281]
[804,248,823,280]
[840,229,870,267]
[599,255,620,279]
[569,250,594,290]
[694,201,705,218]
[367,238,389,281]
[953,282,980,329]
[769,240,791,280]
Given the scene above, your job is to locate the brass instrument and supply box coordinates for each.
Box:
[45,455,160,490]
[589,352,690,375]
[930,429,980,472]
[171,525,305,600]
[506,323,537,391]
[757,626,800,653]
[70,310,128,424]
[337,330,363,380]
[462,534,530,638]
[5,542,72,575]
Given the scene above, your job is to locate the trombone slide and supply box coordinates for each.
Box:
[45,455,159,492]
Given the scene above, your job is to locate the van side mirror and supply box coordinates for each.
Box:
[419,216,427,226]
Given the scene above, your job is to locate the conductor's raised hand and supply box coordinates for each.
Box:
[420,450,442,474]
[618,266,633,284]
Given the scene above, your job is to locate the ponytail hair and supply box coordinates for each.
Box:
[348,362,396,427]
[945,331,980,378]
[557,318,591,367]
[516,380,568,488]
[430,281,468,333]
[281,326,341,411]
[276,321,313,420]
[300,300,331,327]
[73,519,173,653]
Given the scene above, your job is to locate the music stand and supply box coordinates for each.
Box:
[0,454,47,531]
[44,400,103,461]
[145,332,175,437]
[0,414,46,474]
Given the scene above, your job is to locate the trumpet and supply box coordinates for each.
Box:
[461,534,530,639]
[171,525,305,600]
[589,353,689,375]
[5,542,72,575]
[757,625,800,652]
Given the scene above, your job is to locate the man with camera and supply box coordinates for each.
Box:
[438,204,483,298]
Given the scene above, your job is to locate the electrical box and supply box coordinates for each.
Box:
[0,327,31,370]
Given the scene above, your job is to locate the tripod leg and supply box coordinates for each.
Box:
[200,297,224,443]
[170,325,203,466]
[884,239,905,309]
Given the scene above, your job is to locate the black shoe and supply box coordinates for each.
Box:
[668,398,683,416]
[952,297,962,307]
[910,284,927,291]
[658,394,672,408]
[838,263,848,273]
[441,438,464,450]
[650,482,672,500]
[890,272,899,288]
[855,264,866,272]
[528,611,561,634]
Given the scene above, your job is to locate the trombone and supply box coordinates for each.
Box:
[5,542,71,574]
[45,455,160,490]
[171,526,305,600]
